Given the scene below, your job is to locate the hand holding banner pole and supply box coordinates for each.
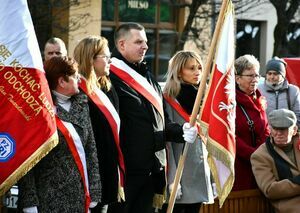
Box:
[166,1,230,212]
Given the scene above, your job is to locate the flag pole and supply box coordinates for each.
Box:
[166,1,230,212]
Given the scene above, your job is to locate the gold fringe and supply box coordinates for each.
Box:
[152,191,166,210]
[117,186,125,202]
[0,131,59,196]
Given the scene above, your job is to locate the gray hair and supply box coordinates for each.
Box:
[234,54,260,75]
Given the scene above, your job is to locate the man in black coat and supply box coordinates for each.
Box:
[108,22,197,213]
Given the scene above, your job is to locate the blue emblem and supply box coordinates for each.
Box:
[0,133,16,162]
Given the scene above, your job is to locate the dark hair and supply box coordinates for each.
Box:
[114,22,145,47]
[44,56,78,90]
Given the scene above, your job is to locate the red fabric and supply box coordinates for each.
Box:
[79,79,125,187]
[110,63,164,118]
[0,67,56,191]
[200,69,236,156]
[233,89,270,191]
[284,58,300,88]
[55,116,91,212]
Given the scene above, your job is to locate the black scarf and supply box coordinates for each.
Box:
[266,137,300,185]
[176,83,198,115]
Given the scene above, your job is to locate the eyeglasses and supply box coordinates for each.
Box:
[94,54,111,61]
[239,74,261,79]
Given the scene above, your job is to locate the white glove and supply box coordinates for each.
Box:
[89,201,98,208]
[23,206,38,213]
[212,183,218,198]
[182,123,197,144]
[169,183,182,200]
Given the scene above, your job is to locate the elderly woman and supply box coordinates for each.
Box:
[18,56,101,213]
[233,54,270,191]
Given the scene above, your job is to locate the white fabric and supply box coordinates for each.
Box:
[61,121,90,194]
[52,90,72,111]
[169,183,182,200]
[182,123,197,144]
[110,57,163,115]
[89,201,98,208]
[0,0,43,70]
[93,87,120,133]
[23,206,38,213]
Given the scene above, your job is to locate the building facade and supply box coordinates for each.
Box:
[31,0,299,80]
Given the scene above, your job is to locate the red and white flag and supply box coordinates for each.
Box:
[199,1,236,207]
[0,0,58,196]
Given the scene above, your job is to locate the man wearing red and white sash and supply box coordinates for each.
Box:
[108,23,197,213]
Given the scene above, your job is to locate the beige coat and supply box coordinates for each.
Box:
[250,137,300,213]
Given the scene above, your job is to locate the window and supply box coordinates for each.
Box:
[101,0,178,81]
[236,20,261,59]
[287,22,300,57]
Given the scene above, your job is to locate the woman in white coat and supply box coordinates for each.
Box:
[161,50,214,213]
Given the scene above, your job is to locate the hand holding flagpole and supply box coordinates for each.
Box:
[166,1,230,212]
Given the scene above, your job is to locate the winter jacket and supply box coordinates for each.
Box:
[164,83,214,204]
[18,92,101,213]
[233,88,270,191]
[251,136,300,213]
[258,80,300,127]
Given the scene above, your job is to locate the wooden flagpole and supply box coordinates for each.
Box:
[166,0,230,212]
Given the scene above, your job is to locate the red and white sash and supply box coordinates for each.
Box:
[110,57,164,120]
[55,116,91,213]
[164,94,201,134]
[163,94,190,122]
[79,78,125,190]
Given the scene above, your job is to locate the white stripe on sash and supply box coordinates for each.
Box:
[61,121,90,194]
[93,87,120,133]
[110,57,163,117]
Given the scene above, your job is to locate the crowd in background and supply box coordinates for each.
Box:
[7,22,300,213]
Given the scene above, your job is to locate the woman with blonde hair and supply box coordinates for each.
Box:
[162,50,214,213]
[74,35,125,213]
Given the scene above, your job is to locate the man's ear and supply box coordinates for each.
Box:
[292,125,298,136]
[118,39,125,51]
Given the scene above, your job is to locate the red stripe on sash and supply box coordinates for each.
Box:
[55,116,91,213]
[79,79,125,187]
[163,94,201,133]
[110,63,164,119]
[163,94,190,122]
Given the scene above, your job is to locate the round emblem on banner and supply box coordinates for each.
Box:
[0,133,16,162]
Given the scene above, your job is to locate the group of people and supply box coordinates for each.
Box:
[15,21,300,213]
[233,54,300,213]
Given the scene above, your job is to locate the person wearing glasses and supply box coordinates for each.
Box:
[18,56,101,213]
[73,35,125,213]
[233,54,270,191]
[258,57,300,128]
